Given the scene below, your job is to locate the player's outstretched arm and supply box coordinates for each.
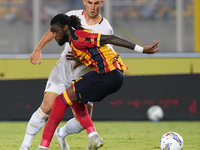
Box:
[100,34,160,54]
[30,30,54,65]
[143,40,160,54]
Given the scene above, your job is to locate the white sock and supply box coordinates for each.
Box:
[20,108,49,148]
[59,118,84,138]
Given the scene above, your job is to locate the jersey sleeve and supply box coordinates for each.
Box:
[101,18,114,35]
[72,30,101,49]
[105,25,114,35]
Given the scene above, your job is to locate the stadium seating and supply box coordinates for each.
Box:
[0,0,25,18]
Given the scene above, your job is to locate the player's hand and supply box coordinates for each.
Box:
[66,51,83,69]
[30,49,42,65]
[143,40,160,54]
[66,51,75,60]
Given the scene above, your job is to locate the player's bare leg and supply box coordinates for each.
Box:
[19,93,57,150]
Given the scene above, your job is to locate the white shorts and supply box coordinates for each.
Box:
[44,70,93,107]
[44,71,68,95]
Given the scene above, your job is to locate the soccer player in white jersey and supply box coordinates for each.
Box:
[19,0,113,150]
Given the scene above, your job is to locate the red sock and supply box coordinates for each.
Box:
[71,103,96,135]
[40,95,68,148]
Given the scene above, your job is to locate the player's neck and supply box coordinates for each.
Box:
[84,11,102,26]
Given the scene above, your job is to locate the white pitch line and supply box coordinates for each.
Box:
[0,138,41,143]
[0,139,22,143]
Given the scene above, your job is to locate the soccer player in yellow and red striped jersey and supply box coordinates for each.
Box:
[69,29,127,74]
[20,1,114,150]
[36,14,160,150]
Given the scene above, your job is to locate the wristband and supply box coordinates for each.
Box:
[134,44,143,53]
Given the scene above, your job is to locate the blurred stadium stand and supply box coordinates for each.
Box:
[0,0,194,54]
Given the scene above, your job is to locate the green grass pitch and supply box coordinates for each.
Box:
[0,121,200,150]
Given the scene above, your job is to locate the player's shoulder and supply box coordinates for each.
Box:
[65,9,84,17]
[99,17,113,33]
[100,17,111,26]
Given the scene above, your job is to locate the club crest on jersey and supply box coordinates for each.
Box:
[114,54,119,61]
[47,83,51,89]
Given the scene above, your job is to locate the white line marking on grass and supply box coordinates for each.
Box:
[0,139,22,143]
[0,138,41,143]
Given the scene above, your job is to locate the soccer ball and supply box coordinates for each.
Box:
[147,105,164,122]
[160,132,184,150]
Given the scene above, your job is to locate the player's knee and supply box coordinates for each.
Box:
[39,105,51,115]
[41,92,58,114]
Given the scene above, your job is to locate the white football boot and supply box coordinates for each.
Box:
[35,146,49,150]
[54,128,70,150]
[19,145,29,150]
[86,134,104,150]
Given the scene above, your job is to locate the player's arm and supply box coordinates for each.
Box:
[30,30,54,65]
[100,34,160,54]
[65,51,83,69]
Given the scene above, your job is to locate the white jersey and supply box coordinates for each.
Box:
[52,9,113,86]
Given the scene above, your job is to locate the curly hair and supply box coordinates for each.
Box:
[50,13,85,30]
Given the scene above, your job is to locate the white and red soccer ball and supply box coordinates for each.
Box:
[160,132,184,150]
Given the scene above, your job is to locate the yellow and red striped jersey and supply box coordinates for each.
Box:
[69,29,128,74]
